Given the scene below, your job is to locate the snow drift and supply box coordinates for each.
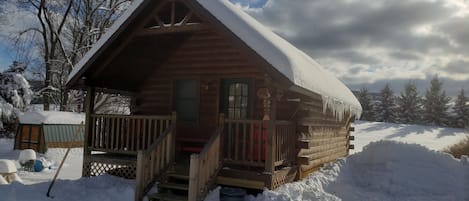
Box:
[249,141,469,201]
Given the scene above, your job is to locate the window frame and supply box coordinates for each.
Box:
[221,78,252,120]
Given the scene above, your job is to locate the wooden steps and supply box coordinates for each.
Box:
[148,192,187,201]
[159,183,189,191]
[216,168,267,190]
[148,165,190,201]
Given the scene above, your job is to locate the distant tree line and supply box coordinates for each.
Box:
[356,76,469,128]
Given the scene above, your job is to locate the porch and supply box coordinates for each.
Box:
[81,113,297,201]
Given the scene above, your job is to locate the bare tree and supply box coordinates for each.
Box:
[12,0,131,111]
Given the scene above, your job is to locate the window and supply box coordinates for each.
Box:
[228,83,249,119]
[221,79,251,119]
[173,80,198,121]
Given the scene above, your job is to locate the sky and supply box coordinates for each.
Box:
[229,0,469,96]
[1,0,468,96]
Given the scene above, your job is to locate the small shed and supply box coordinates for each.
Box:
[14,111,85,153]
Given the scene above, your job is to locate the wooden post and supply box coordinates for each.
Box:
[188,154,200,201]
[170,112,177,164]
[135,151,145,201]
[264,119,275,174]
[82,87,95,177]
[218,113,225,164]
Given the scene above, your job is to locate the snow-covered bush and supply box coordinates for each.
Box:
[0,61,33,137]
[18,149,36,164]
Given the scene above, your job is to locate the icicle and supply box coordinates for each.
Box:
[322,95,362,121]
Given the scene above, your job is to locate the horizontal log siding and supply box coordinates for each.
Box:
[135,30,265,138]
[296,100,352,179]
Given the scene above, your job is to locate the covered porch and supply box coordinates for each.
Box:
[82,97,297,200]
[83,114,297,200]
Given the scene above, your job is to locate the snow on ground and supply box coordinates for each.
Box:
[247,141,469,201]
[352,121,469,153]
[1,121,468,201]
[1,174,134,201]
[0,138,82,185]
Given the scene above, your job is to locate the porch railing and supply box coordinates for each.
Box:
[135,113,177,201]
[188,115,224,201]
[89,114,172,154]
[223,119,296,172]
[273,121,296,167]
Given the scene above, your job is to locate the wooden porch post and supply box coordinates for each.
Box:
[261,75,277,179]
[218,113,225,163]
[83,87,95,177]
[170,111,177,164]
[135,151,144,201]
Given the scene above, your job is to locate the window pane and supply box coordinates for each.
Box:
[241,97,248,107]
[235,96,240,108]
[242,84,248,96]
[229,85,235,95]
[241,109,247,119]
[235,110,240,119]
[229,96,235,107]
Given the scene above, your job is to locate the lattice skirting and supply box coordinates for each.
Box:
[83,155,137,179]
[271,167,297,189]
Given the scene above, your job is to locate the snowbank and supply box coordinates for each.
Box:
[19,111,85,125]
[352,121,469,152]
[249,141,469,201]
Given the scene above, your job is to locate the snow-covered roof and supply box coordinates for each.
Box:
[18,111,85,125]
[66,0,362,118]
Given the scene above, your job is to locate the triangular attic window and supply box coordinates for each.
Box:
[144,0,202,29]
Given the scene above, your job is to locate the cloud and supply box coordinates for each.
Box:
[244,0,469,95]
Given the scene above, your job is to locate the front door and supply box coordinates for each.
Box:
[173,79,198,137]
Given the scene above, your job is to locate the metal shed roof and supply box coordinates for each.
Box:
[43,124,84,143]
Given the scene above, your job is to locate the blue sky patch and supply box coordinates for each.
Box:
[229,0,268,8]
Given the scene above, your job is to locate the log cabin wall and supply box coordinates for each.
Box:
[295,94,354,179]
[133,30,266,139]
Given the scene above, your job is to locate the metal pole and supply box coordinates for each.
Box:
[46,122,84,198]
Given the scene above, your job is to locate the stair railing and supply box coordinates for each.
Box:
[188,114,225,201]
[135,112,177,201]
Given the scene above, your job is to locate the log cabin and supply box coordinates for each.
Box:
[65,0,362,200]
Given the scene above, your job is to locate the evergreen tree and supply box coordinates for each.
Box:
[422,76,451,126]
[452,89,469,128]
[357,88,375,121]
[375,84,397,123]
[396,81,422,124]
[0,61,33,137]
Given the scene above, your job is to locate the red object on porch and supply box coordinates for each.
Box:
[251,123,266,161]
